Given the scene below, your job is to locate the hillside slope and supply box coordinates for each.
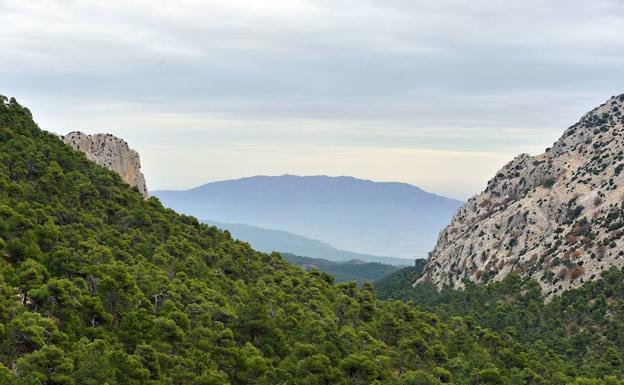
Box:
[2,95,610,384]
[154,175,462,258]
[419,94,624,297]
[203,220,411,265]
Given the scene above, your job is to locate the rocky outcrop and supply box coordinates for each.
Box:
[418,94,624,297]
[62,132,148,199]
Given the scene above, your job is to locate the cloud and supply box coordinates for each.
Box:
[1,0,624,198]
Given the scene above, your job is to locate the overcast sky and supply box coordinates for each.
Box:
[2,0,623,199]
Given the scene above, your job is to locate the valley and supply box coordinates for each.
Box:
[3,1,623,384]
[2,94,624,384]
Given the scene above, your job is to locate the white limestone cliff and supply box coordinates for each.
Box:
[418,94,624,297]
[62,132,149,199]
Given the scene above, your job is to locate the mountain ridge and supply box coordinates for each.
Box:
[172,174,449,201]
[419,93,624,297]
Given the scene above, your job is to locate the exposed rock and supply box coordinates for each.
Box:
[418,94,624,297]
[62,132,148,199]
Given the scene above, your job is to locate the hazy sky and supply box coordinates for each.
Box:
[2,0,624,199]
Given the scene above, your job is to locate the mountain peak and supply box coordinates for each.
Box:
[418,94,624,297]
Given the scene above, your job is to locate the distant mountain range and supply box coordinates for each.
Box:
[154,175,462,259]
[203,220,411,265]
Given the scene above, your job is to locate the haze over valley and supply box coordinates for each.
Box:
[154,175,462,261]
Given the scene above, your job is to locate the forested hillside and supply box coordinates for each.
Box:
[373,259,428,299]
[0,95,621,385]
[377,266,624,380]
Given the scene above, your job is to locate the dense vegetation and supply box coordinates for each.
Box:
[281,253,401,284]
[374,260,427,299]
[0,95,621,384]
[376,266,624,381]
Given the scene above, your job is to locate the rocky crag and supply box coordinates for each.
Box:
[62,131,148,199]
[418,94,624,297]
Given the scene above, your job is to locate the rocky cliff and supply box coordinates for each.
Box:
[62,132,148,199]
[418,94,624,297]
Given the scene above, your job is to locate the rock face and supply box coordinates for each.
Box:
[62,132,148,199]
[418,94,624,297]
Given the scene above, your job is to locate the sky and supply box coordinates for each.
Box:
[1,0,624,200]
